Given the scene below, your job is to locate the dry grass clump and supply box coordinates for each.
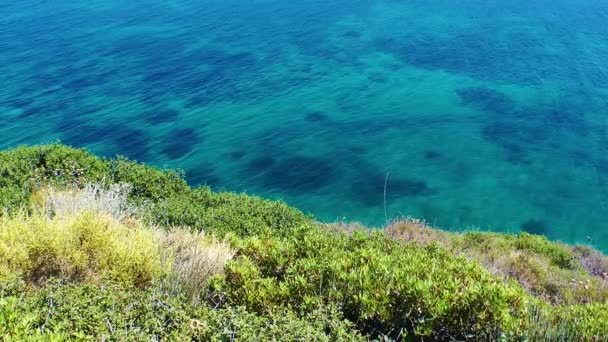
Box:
[456,244,608,304]
[157,229,234,301]
[572,245,608,280]
[376,217,608,305]
[320,221,369,235]
[384,217,453,247]
[1,186,234,295]
[32,183,138,222]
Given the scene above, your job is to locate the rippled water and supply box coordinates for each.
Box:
[1,0,608,249]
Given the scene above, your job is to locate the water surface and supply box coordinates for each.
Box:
[1,0,608,249]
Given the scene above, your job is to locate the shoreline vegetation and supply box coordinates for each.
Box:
[1,144,607,340]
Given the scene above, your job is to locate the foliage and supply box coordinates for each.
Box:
[158,228,234,302]
[0,280,363,341]
[0,144,310,236]
[526,300,608,341]
[2,144,608,341]
[572,244,608,278]
[33,182,137,221]
[0,144,108,211]
[385,219,608,305]
[0,211,162,288]
[456,231,579,270]
[218,226,529,340]
[147,187,310,237]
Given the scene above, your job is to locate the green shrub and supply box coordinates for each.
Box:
[0,144,311,237]
[218,226,529,340]
[3,144,608,341]
[0,144,186,211]
[555,303,608,339]
[0,144,108,214]
[384,220,608,305]
[110,157,188,201]
[148,187,310,237]
[0,280,363,341]
[527,300,608,341]
[456,232,578,270]
[512,233,578,269]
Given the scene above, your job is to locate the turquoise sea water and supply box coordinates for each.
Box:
[1,0,608,248]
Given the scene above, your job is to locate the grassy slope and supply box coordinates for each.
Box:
[1,144,608,341]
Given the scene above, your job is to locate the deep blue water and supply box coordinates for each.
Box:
[1,0,608,249]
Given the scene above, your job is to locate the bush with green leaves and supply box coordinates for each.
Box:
[3,144,608,341]
[0,144,310,236]
[386,220,608,305]
[217,226,530,340]
[455,232,579,270]
[0,144,108,213]
[148,187,310,237]
[0,280,363,341]
[526,300,608,341]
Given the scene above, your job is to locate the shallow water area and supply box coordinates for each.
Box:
[1,0,608,249]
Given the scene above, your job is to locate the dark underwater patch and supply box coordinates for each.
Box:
[160,128,199,160]
[548,110,591,136]
[368,72,388,84]
[8,97,33,108]
[342,30,361,38]
[348,166,434,206]
[348,145,367,155]
[229,150,247,161]
[75,105,106,116]
[137,88,170,106]
[140,66,238,105]
[305,111,329,123]
[62,77,97,91]
[108,35,187,60]
[178,49,259,83]
[61,123,150,161]
[456,86,515,115]
[55,115,91,134]
[481,121,549,163]
[110,125,150,161]
[185,49,257,69]
[142,67,184,84]
[254,125,303,148]
[255,155,337,193]
[521,219,549,236]
[373,32,550,85]
[423,150,442,160]
[186,92,215,107]
[391,178,434,197]
[245,156,277,176]
[503,144,529,165]
[18,107,40,119]
[570,150,591,164]
[595,159,608,175]
[142,65,202,86]
[222,52,258,70]
[183,49,228,65]
[186,165,220,187]
[341,119,395,136]
[16,99,68,119]
[142,108,180,125]
[137,48,256,100]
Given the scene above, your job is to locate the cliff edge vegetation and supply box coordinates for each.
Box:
[1,144,608,341]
